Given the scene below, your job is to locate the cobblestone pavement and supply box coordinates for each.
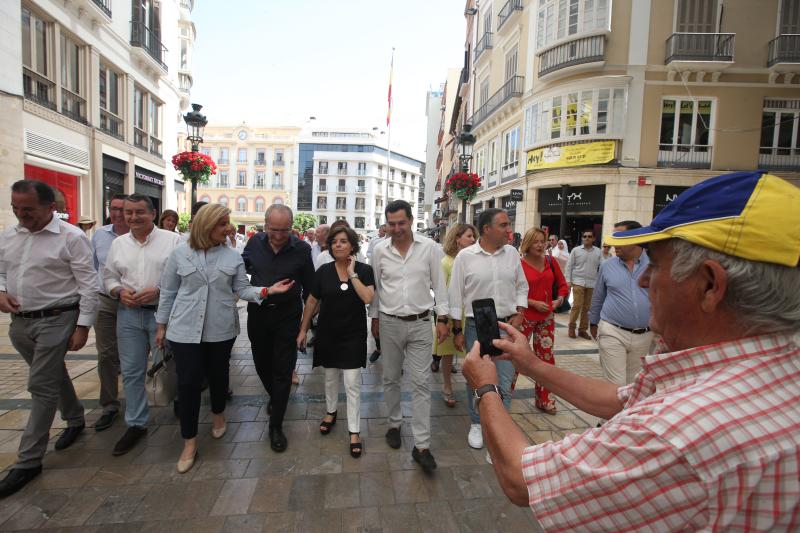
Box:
[0,307,602,531]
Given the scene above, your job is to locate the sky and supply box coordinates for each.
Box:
[190,0,467,161]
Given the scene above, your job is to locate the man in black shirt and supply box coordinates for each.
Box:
[243,204,314,452]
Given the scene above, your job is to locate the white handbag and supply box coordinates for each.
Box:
[146,345,178,407]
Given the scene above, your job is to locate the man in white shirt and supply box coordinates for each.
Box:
[366,224,387,264]
[449,208,528,453]
[370,200,449,472]
[0,180,98,497]
[310,224,329,265]
[104,194,181,456]
[91,194,129,432]
[564,229,602,340]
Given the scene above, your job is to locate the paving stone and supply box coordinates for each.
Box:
[84,464,148,486]
[221,513,266,532]
[26,465,99,490]
[323,472,360,509]
[341,450,389,473]
[85,484,151,525]
[262,511,302,532]
[192,459,250,481]
[168,479,225,519]
[248,475,293,514]
[210,477,259,516]
[359,471,396,507]
[1,488,73,530]
[450,465,497,499]
[379,503,421,533]
[287,475,325,512]
[390,469,430,504]
[341,506,382,532]
[415,501,461,533]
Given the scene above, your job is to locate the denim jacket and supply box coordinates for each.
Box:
[156,243,263,343]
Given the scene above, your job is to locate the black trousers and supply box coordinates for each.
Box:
[170,338,235,439]
[247,303,300,429]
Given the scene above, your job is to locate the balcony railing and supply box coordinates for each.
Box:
[179,0,194,11]
[357,169,367,176]
[22,68,56,110]
[99,110,124,140]
[337,169,348,175]
[665,33,734,63]
[272,183,283,190]
[318,168,328,175]
[273,159,285,166]
[657,144,712,168]
[475,32,493,62]
[318,185,327,192]
[468,75,524,127]
[255,180,265,188]
[149,136,162,157]
[497,0,523,31]
[133,127,148,151]
[255,158,267,166]
[758,148,800,171]
[91,0,112,17]
[130,21,168,72]
[61,88,87,124]
[356,186,366,193]
[337,186,347,192]
[218,158,229,165]
[538,35,605,77]
[768,34,800,67]
[217,180,229,188]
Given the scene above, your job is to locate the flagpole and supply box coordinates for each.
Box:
[385,48,394,204]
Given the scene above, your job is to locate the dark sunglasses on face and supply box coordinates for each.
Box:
[583,234,593,238]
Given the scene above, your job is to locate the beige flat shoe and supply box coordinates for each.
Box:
[176,451,197,474]
[211,423,227,439]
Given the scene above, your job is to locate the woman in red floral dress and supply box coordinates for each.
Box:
[519,227,569,414]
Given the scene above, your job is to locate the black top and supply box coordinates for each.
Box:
[311,260,374,369]
[242,234,314,312]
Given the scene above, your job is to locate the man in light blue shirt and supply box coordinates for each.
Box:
[91,194,128,432]
[589,221,654,385]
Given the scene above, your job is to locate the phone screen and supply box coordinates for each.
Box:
[472,298,502,357]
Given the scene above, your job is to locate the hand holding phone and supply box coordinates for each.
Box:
[472,298,503,357]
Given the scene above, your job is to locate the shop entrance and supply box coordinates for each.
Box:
[537,184,606,248]
[540,215,603,248]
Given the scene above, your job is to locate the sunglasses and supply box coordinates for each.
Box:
[582,234,593,238]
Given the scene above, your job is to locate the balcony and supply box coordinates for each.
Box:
[768,34,800,68]
[130,21,168,72]
[337,186,347,193]
[22,68,56,111]
[254,158,267,167]
[497,0,523,31]
[60,88,87,124]
[337,169,348,176]
[273,159,285,166]
[758,148,800,171]
[657,144,712,169]
[665,33,734,67]
[468,75,524,128]
[178,73,192,93]
[218,158,229,165]
[149,136,162,157]
[133,127,148,151]
[356,186,366,193]
[255,180,265,188]
[91,0,111,17]
[99,110,124,140]
[475,32,493,62]
[538,35,605,79]
[318,168,329,175]
[271,183,283,190]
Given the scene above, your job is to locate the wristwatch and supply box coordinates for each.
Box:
[474,384,503,407]
[437,317,449,325]
[349,273,360,280]
[452,327,463,335]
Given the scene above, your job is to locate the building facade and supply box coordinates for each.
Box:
[446,0,800,247]
[0,0,197,230]
[195,123,300,231]
[299,129,423,235]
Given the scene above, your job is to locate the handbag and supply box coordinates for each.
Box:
[146,345,177,407]
[548,256,570,312]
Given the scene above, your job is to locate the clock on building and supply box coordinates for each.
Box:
[238,131,247,140]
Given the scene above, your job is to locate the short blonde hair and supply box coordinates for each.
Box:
[443,223,477,258]
[520,227,547,256]
[189,203,230,250]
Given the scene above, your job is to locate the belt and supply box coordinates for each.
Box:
[610,322,650,334]
[139,304,158,310]
[14,303,80,319]
[382,310,430,321]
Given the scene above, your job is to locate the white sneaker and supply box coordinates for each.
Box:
[468,423,483,449]
[485,451,492,464]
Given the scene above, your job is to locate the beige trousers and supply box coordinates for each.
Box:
[597,320,653,386]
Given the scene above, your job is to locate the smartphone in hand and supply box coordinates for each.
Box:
[472,298,503,357]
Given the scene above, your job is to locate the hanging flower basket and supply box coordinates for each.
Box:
[171,151,217,185]
[445,172,481,201]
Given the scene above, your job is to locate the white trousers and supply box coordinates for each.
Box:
[324,367,362,434]
[597,319,654,386]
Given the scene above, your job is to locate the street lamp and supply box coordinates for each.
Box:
[183,103,207,153]
[457,123,476,222]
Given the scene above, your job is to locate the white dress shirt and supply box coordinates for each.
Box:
[366,235,386,262]
[0,215,98,326]
[565,245,603,288]
[448,241,529,319]
[369,233,448,318]
[104,226,182,304]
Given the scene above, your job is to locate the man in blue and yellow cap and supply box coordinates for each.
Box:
[462,171,800,531]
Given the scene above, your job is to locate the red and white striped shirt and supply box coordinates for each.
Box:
[521,332,800,532]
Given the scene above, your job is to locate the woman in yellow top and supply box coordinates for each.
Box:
[433,223,477,407]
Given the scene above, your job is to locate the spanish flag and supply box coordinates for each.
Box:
[386,49,394,126]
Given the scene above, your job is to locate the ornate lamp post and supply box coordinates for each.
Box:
[457,124,476,223]
[182,103,208,205]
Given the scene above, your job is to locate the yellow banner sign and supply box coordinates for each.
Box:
[526,140,617,171]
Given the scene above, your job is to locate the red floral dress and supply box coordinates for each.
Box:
[520,257,569,412]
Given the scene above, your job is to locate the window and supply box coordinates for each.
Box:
[219,148,229,164]
[505,45,518,80]
[375,198,384,209]
[237,197,247,212]
[357,162,367,175]
[759,99,800,159]
[202,147,212,156]
[274,149,284,164]
[675,0,718,33]
[336,197,347,209]
[338,179,346,192]
[480,79,490,106]
[238,148,247,163]
[536,0,609,50]
[180,39,188,69]
[99,63,122,137]
[237,171,247,187]
[488,139,499,181]
[482,9,492,35]
[318,161,328,174]
[318,215,328,224]
[336,216,347,222]
[375,217,381,228]
[255,172,265,188]
[355,217,365,229]
[475,147,487,185]
[272,172,283,189]
[218,172,229,188]
[357,179,365,192]
[390,169,395,180]
[132,86,162,153]
[355,197,365,210]
[60,33,83,98]
[21,8,49,77]
[377,165,383,176]
[659,98,713,149]
[219,196,229,207]
[319,178,327,191]
[256,149,266,164]
[338,162,348,175]
[401,172,407,183]
[200,195,211,203]
[779,0,800,33]
[317,196,328,209]
[255,197,265,212]
[274,197,284,205]
[502,126,520,173]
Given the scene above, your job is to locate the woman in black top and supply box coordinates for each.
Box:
[297,226,374,457]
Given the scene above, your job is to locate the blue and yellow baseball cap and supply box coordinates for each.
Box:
[605,171,800,267]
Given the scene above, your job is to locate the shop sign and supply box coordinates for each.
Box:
[653,185,690,216]
[501,196,516,211]
[526,140,616,172]
[537,185,606,214]
[135,169,164,187]
[510,189,523,201]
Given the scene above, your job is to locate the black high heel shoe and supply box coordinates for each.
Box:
[349,432,362,458]
[319,411,337,435]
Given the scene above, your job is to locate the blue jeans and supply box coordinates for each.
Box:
[116,306,157,428]
[464,317,514,424]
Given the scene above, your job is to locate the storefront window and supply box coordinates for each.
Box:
[24,164,79,224]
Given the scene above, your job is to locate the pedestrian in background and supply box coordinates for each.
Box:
[158,209,179,233]
[549,238,571,313]
[431,223,476,406]
[156,204,291,473]
[91,193,129,432]
[104,194,181,456]
[297,226,374,457]
[564,230,602,339]
[519,227,568,414]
